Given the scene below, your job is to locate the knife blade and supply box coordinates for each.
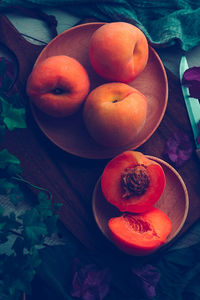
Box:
[179,55,200,160]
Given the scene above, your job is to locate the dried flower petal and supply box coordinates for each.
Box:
[163,130,193,167]
[182,67,200,99]
[131,264,161,299]
[71,258,111,300]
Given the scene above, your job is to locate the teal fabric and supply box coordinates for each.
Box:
[1,0,200,51]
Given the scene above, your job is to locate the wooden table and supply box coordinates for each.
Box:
[1,13,200,254]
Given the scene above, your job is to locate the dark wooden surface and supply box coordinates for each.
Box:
[1,15,200,252]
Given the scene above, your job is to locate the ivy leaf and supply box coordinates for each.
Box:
[26,247,42,269]
[0,204,4,216]
[45,215,58,236]
[53,201,63,213]
[0,97,26,130]
[0,124,5,142]
[0,212,20,232]
[10,186,24,206]
[21,209,48,247]
[36,191,53,218]
[24,223,47,247]
[0,232,9,244]
[0,149,20,169]
[0,178,16,194]
[12,237,25,257]
[7,164,23,177]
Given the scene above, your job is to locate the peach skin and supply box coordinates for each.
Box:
[26,55,90,118]
[89,22,149,83]
[83,82,148,147]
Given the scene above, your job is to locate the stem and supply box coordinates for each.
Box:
[12,175,52,201]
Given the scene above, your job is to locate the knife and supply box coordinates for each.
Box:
[179,55,200,160]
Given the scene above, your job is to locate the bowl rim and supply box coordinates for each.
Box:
[30,22,169,159]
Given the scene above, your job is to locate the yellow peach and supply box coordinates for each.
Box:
[83,82,148,147]
[89,22,149,83]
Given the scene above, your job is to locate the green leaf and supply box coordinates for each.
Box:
[0,124,5,142]
[38,191,50,201]
[10,186,24,206]
[9,278,29,294]
[24,223,47,246]
[0,149,20,169]
[36,196,53,219]
[0,218,7,231]
[12,237,25,257]
[7,164,23,177]
[53,201,63,212]
[27,247,41,269]
[0,178,16,194]
[0,97,26,130]
[0,213,20,232]
[21,209,48,246]
[0,204,4,216]
[45,215,58,235]
[0,232,8,243]
[21,208,39,227]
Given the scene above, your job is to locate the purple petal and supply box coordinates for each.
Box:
[182,67,200,84]
[131,264,161,299]
[188,84,200,99]
[71,258,111,300]
[163,130,193,167]
[182,67,200,99]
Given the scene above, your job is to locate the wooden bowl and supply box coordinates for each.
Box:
[92,156,189,254]
[30,22,168,159]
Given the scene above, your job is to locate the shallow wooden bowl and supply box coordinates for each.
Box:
[30,22,168,159]
[92,156,189,254]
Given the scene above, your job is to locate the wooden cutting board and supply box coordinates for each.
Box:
[1,15,200,252]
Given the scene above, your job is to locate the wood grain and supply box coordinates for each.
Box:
[1,16,200,253]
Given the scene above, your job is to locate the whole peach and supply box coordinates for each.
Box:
[83,82,148,147]
[26,55,90,118]
[89,22,149,83]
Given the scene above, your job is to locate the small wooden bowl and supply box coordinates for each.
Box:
[92,156,189,254]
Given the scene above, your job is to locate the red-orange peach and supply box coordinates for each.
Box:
[108,207,172,256]
[26,55,90,118]
[83,82,148,147]
[89,22,149,83]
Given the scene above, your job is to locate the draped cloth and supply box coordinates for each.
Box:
[1,0,200,51]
